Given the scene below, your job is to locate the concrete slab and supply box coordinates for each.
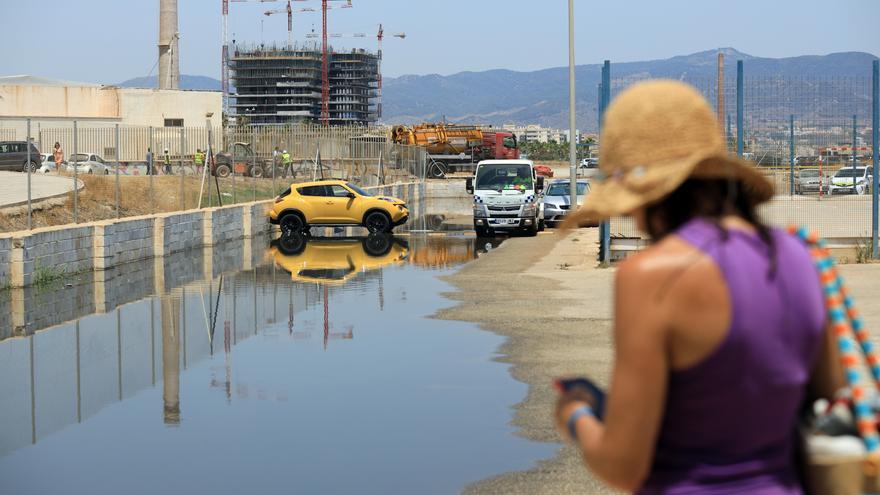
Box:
[0,171,81,208]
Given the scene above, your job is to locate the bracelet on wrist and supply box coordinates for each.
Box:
[567,404,594,442]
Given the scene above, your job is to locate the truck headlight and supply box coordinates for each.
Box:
[473,205,489,218]
[522,203,537,217]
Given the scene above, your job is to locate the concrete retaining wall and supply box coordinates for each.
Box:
[162,211,204,254]
[0,236,11,288]
[95,217,155,269]
[14,226,94,287]
[211,207,244,245]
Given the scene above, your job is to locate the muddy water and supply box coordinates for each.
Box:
[0,233,548,494]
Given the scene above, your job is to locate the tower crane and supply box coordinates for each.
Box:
[306,25,405,120]
[264,0,349,49]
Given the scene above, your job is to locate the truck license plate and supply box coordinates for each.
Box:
[505,219,519,225]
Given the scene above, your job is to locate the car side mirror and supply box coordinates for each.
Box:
[466,177,474,194]
[536,176,545,193]
[347,192,356,199]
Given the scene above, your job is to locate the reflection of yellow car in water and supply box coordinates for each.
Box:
[269,233,409,285]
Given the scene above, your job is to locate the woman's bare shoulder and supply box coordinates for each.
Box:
[618,235,709,282]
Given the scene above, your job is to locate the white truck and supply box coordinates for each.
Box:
[466,159,545,237]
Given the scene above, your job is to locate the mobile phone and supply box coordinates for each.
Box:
[554,377,606,421]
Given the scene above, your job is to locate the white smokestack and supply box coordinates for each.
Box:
[158,0,180,90]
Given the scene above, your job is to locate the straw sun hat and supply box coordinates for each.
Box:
[564,80,774,227]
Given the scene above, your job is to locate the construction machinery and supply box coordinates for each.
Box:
[212,142,272,177]
[391,123,520,177]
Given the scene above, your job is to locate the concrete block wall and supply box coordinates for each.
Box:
[162,211,204,255]
[211,206,245,245]
[0,236,11,288]
[250,201,273,237]
[13,226,94,287]
[95,217,155,268]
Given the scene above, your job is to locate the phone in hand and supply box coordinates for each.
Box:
[554,377,607,421]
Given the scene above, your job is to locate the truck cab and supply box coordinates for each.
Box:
[466,160,544,237]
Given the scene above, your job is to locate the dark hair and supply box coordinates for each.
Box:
[644,178,776,275]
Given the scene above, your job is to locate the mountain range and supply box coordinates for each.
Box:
[118,48,878,130]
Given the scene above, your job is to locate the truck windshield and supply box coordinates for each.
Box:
[475,164,533,191]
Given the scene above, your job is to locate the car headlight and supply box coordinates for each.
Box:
[522,203,537,216]
[473,204,489,218]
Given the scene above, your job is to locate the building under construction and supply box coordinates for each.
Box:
[229,43,379,126]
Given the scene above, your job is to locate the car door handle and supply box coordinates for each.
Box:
[325,201,334,205]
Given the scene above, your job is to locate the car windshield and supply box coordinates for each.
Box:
[799,170,819,178]
[547,183,589,196]
[834,168,865,178]
[475,164,533,191]
[346,183,372,197]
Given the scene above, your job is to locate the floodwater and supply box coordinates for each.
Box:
[0,232,546,495]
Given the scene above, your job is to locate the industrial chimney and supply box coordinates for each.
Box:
[158,0,180,90]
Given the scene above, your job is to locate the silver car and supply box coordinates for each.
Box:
[794,169,828,195]
[542,179,590,225]
[65,152,110,175]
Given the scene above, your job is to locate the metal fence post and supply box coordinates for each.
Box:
[252,126,257,202]
[789,115,795,197]
[872,59,879,259]
[852,114,857,191]
[231,129,237,204]
[180,127,186,210]
[115,124,121,218]
[73,120,79,224]
[149,126,155,214]
[737,60,744,158]
[599,60,611,264]
[26,118,32,229]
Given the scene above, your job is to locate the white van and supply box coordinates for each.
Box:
[466,159,545,237]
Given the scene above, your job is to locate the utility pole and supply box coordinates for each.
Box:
[567,0,577,203]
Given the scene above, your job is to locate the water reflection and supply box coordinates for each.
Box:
[270,233,409,284]
[0,233,551,494]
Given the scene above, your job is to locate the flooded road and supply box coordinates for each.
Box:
[0,232,548,494]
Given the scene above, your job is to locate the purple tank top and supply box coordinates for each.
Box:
[637,218,825,495]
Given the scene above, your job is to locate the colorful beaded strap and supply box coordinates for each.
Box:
[789,226,880,456]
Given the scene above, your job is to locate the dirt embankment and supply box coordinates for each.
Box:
[435,229,620,495]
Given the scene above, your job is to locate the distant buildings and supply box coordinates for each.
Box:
[501,124,583,144]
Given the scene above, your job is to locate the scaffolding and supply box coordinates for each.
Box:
[229,43,379,126]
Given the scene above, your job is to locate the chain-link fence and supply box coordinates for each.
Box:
[0,122,427,232]
[606,60,878,255]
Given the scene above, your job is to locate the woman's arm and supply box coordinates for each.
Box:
[808,319,845,402]
[556,256,671,491]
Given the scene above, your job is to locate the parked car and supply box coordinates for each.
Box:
[579,158,599,169]
[65,152,111,174]
[0,141,41,172]
[39,153,62,173]
[542,179,591,226]
[794,168,829,195]
[827,166,874,196]
[269,180,409,234]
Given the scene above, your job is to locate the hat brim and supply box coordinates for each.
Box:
[561,154,775,229]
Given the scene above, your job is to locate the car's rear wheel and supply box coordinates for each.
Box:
[279,212,307,233]
[364,211,392,233]
[22,161,38,173]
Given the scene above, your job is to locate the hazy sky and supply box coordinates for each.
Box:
[3,0,878,84]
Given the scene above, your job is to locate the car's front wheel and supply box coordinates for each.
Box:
[364,211,392,233]
[279,212,307,233]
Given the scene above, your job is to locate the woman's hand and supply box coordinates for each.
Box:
[554,387,596,440]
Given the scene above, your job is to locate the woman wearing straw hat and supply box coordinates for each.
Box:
[553,80,843,493]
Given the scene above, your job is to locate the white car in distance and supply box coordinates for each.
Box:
[65,153,111,175]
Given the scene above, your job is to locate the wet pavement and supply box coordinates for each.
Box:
[0,231,549,495]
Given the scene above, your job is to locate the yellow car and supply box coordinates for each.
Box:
[269,180,409,233]
[269,233,410,285]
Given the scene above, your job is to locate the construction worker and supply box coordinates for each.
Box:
[281,149,292,177]
[163,148,172,175]
[194,148,205,173]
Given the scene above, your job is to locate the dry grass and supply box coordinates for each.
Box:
[0,175,281,233]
